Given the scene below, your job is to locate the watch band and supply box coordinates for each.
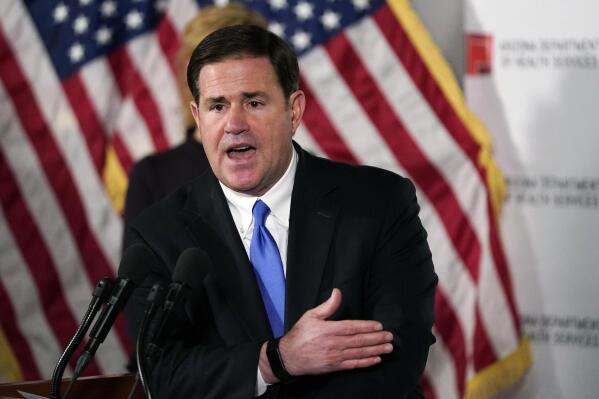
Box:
[266,338,294,383]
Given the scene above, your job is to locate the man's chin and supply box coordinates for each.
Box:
[223,175,262,195]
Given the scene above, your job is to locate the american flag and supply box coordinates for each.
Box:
[0,0,530,397]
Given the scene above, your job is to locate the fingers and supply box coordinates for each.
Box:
[340,343,394,360]
[324,319,384,335]
[337,331,393,349]
[310,288,342,320]
[339,356,382,370]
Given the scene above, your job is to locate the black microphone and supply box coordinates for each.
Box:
[71,244,152,379]
[136,248,212,399]
[145,248,213,361]
[49,277,113,399]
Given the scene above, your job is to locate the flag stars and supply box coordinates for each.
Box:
[53,3,69,23]
[95,26,112,45]
[69,42,85,63]
[294,1,314,21]
[352,0,370,11]
[101,0,117,17]
[320,10,341,30]
[73,15,89,35]
[79,0,93,6]
[291,30,311,51]
[214,0,230,6]
[125,10,144,30]
[268,0,287,11]
[268,21,285,38]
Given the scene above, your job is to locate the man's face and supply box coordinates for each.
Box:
[190,56,304,196]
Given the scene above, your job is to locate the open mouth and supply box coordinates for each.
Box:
[226,145,256,159]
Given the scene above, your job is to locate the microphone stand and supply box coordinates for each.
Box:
[49,277,113,399]
[133,283,167,399]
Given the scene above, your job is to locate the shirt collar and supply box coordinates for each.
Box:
[220,147,298,234]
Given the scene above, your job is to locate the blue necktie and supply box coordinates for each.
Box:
[250,200,285,338]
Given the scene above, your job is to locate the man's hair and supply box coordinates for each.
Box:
[186,25,300,104]
[176,4,266,130]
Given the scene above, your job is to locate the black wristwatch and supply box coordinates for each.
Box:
[266,338,294,383]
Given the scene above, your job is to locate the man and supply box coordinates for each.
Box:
[124,25,437,398]
[122,4,266,225]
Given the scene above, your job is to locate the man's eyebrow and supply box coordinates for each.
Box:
[241,91,267,99]
[205,96,227,104]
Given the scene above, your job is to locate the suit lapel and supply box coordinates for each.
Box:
[285,147,339,329]
[181,172,272,341]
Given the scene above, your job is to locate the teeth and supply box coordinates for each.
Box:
[230,146,250,152]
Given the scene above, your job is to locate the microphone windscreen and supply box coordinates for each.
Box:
[118,243,158,284]
[172,248,213,290]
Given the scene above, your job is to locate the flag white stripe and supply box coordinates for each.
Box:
[115,98,156,161]
[81,58,156,161]
[79,59,124,137]
[426,327,460,399]
[165,0,199,34]
[128,34,184,147]
[0,208,63,379]
[294,123,326,158]
[347,17,519,354]
[3,1,123,272]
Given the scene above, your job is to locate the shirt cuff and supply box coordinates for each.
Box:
[255,365,269,396]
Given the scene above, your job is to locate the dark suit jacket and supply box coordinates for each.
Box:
[124,144,437,398]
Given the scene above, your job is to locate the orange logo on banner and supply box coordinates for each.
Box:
[467,34,493,75]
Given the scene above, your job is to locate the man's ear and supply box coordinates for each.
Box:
[289,90,306,135]
[189,100,202,139]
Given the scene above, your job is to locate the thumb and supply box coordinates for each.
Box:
[311,288,342,320]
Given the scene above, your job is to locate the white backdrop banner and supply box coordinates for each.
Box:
[464,1,599,398]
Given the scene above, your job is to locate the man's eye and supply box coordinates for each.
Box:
[210,104,225,111]
[249,101,262,108]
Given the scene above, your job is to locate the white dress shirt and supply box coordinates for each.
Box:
[219,147,298,396]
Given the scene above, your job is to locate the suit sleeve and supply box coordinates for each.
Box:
[122,228,263,399]
[366,177,437,397]
[356,179,437,398]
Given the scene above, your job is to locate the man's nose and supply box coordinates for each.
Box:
[224,104,248,135]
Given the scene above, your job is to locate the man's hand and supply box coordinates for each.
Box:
[270,288,393,379]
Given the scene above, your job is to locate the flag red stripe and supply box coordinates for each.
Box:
[325,33,482,283]
[106,48,170,151]
[156,16,181,75]
[0,279,41,380]
[0,149,101,375]
[299,78,359,164]
[374,5,520,328]
[112,132,134,174]
[434,289,467,397]
[474,306,498,370]
[61,74,108,175]
[487,204,521,333]
[421,374,436,399]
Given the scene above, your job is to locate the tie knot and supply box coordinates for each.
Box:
[252,200,271,227]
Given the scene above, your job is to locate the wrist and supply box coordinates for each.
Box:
[259,342,279,384]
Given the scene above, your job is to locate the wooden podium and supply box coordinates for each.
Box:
[0,374,143,399]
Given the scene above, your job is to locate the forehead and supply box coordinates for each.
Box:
[197,56,281,99]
